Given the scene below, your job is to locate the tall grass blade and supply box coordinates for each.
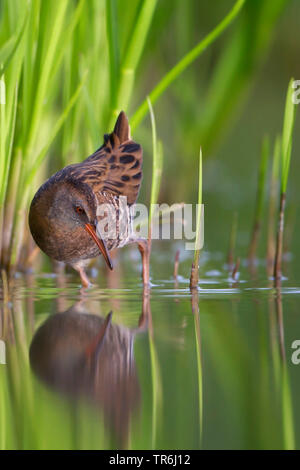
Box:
[25,0,69,155]
[266,136,281,271]
[190,147,202,288]
[194,148,203,265]
[147,97,163,234]
[49,0,86,83]
[25,71,88,186]
[281,78,297,194]
[274,79,297,282]
[112,0,158,123]
[106,0,120,112]
[131,0,246,129]
[0,8,28,74]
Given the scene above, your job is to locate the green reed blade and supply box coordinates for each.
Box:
[25,71,88,187]
[281,78,297,194]
[272,136,281,193]
[194,147,202,266]
[21,0,40,137]
[0,7,28,74]
[0,76,6,202]
[25,0,69,156]
[49,0,86,83]
[112,0,158,123]
[106,0,120,112]
[131,0,245,129]
[266,135,281,268]
[1,81,18,207]
[190,147,202,288]
[147,97,164,232]
[274,79,297,282]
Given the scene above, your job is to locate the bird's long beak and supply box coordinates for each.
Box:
[84,223,113,270]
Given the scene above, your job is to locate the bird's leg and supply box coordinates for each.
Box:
[72,259,93,288]
[130,238,150,285]
[77,265,92,288]
[140,241,150,285]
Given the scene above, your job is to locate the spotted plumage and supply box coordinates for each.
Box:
[71,123,143,204]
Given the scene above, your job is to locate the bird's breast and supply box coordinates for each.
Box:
[95,191,134,250]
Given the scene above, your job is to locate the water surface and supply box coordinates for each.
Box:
[1,248,300,450]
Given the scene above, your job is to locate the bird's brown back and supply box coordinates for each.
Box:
[63,111,143,206]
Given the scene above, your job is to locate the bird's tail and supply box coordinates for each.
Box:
[113,111,131,143]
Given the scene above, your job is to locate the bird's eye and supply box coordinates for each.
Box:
[75,206,84,215]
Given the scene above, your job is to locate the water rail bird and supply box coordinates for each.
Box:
[29,112,149,287]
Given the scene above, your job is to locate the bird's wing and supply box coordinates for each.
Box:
[74,112,143,206]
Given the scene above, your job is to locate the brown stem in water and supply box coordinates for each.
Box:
[274,192,286,285]
[1,154,22,269]
[266,177,278,275]
[190,262,199,290]
[232,257,240,281]
[173,250,180,279]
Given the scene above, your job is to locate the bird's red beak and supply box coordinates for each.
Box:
[84,223,113,270]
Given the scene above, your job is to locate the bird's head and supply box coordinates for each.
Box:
[29,175,113,269]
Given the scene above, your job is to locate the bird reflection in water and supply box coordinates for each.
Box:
[29,291,149,447]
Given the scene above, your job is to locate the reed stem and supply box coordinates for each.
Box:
[266,136,280,273]
[273,78,297,284]
[190,148,202,289]
[232,257,240,281]
[273,192,286,283]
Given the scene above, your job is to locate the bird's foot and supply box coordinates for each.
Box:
[78,266,93,289]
